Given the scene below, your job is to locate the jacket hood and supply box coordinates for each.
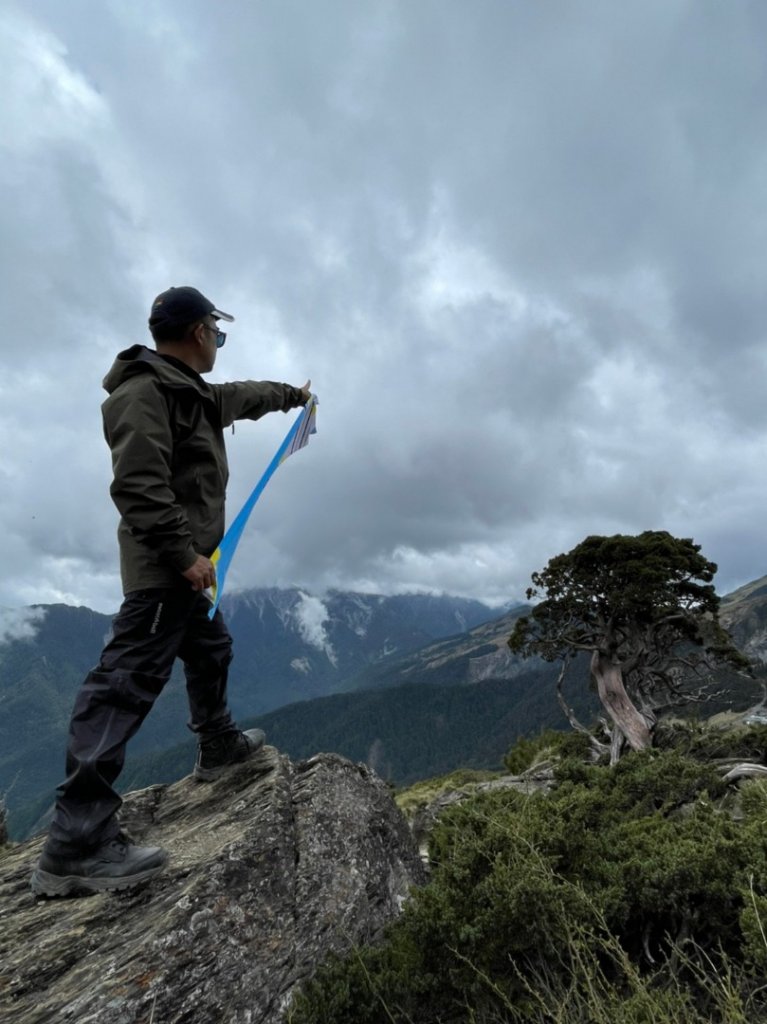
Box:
[102,344,206,396]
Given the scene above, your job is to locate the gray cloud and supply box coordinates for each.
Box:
[0,606,45,645]
[2,1,767,613]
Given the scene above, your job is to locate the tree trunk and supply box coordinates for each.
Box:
[591,651,652,756]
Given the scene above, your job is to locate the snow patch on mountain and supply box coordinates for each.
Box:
[342,593,378,638]
[294,592,337,666]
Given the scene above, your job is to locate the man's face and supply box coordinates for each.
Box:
[198,318,226,372]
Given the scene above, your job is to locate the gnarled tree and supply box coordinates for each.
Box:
[509,531,751,763]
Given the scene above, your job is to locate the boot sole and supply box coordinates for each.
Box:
[193,734,265,783]
[30,861,167,898]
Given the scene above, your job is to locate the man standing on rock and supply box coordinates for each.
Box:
[31,286,310,898]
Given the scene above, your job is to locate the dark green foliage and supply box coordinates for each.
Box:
[654,720,767,762]
[509,531,747,671]
[503,728,593,774]
[508,533,752,753]
[517,531,719,634]
[290,752,767,1024]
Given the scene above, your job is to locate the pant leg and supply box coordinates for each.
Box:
[178,595,237,739]
[47,587,196,855]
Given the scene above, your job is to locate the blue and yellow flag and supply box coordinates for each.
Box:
[207,394,318,618]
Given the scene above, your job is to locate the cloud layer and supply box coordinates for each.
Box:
[2,1,767,613]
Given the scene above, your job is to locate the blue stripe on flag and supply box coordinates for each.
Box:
[207,394,318,619]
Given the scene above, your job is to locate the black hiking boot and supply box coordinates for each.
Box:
[30,833,168,898]
[193,728,266,782]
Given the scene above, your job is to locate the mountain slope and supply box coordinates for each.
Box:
[6,574,767,841]
[339,606,530,691]
[0,589,498,825]
[224,588,499,710]
[720,574,767,664]
[115,665,595,799]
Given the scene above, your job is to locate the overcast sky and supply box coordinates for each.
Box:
[1,0,766,616]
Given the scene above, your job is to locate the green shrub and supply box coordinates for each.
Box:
[396,768,503,820]
[503,728,592,774]
[654,720,767,763]
[289,752,767,1024]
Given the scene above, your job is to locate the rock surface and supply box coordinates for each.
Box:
[0,747,426,1024]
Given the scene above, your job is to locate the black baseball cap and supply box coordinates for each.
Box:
[148,286,235,328]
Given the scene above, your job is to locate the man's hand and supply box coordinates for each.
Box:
[182,555,216,592]
[300,379,311,404]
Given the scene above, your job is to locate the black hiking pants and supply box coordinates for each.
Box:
[47,586,236,855]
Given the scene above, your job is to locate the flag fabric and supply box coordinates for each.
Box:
[207,394,318,619]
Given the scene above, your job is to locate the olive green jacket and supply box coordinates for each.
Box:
[102,344,305,594]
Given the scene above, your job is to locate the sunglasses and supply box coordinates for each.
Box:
[203,323,227,348]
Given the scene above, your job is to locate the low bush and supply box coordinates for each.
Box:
[654,720,767,763]
[396,768,503,820]
[289,751,767,1024]
[502,728,592,774]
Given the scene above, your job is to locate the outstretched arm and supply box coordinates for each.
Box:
[212,378,312,426]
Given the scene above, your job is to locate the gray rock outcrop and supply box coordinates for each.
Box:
[0,747,426,1024]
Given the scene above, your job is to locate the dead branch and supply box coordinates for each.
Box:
[721,763,767,782]
[554,659,608,759]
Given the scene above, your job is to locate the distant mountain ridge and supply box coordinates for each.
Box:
[5,575,767,841]
[223,587,500,711]
[339,607,531,693]
[0,587,499,829]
